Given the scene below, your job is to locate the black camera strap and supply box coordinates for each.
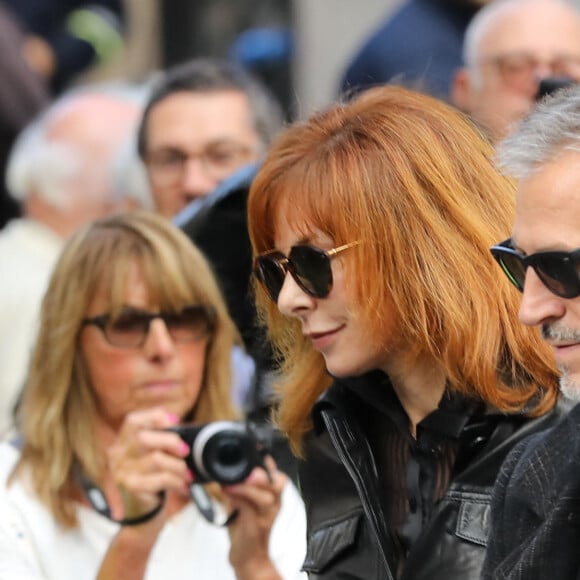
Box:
[76,466,238,527]
[76,467,166,526]
[189,483,239,527]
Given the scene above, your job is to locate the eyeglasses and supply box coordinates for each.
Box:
[254,242,359,302]
[490,239,580,299]
[145,143,257,186]
[82,304,216,348]
[479,52,580,93]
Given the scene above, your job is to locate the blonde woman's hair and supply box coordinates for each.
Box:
[11,210,240,527]
[248,85,559,454]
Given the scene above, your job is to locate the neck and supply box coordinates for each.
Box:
[24,195,73,239]
[386,355,447,438]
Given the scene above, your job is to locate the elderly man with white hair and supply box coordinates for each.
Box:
[0,85,148,436]
[452,0,580,143]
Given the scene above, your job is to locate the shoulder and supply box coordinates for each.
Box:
[500,403,580,488]
[0,439,20,487]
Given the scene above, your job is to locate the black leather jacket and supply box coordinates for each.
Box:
[298,376,563,580]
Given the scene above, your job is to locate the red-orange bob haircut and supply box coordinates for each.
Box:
[248,85,558,454]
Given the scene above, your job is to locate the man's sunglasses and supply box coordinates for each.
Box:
[82,304,216,348]
[490,238,580,299]
[253,242,359,302]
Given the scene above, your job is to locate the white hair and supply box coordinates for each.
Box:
[5,81,152,210]
[6,116,83,209]
[497,82,580,179]
[109,131,155,210]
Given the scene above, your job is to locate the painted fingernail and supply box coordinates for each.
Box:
[179,441,189,455]
[187,469,195,483]
[166,413,180,424]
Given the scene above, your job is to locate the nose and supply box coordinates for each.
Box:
[518,268,566,327]
[534,62,554,80]
[277,272,316,317]
[181,157,220,199]
[143,318,175,361]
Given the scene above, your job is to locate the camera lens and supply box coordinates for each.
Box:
[192,422,261,484]
[217,440,244,466]
[202,433,254,483]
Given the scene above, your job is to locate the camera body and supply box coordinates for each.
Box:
[169,421,274,485]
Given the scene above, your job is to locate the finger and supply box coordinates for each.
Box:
[122,407,181,433]
[111,408,181,457]
[122,467,191,496]
[246,463,287,491]
[108,415,188,469]
[222,468,286,513]
[114,449,191,487]
[224,483,279,510]
[128,429,190,459]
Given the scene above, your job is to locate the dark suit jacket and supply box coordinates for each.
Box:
[482,402,580,579]
[340,0,479,100]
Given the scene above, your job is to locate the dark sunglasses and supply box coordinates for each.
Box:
[490,238,580,299]
[253,242,359,302]
[82,304,216,348]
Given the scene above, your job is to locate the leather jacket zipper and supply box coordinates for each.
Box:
[322,410,396,580]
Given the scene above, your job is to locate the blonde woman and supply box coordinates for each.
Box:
[0,210,306,579]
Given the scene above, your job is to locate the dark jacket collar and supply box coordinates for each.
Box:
[314,370,484,443]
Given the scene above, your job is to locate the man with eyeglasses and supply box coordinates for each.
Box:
[452,0,580,143]
[481,84,580,578]
[136,56,284,353]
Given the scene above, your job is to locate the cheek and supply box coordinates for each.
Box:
[80,330,138,392]
[83,348,137,400]
[179,342,209,398]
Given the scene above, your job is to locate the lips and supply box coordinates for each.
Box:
[305,326,344,350]
[550,342,580,364]
[306,327,340,339]
[141,380,180,392]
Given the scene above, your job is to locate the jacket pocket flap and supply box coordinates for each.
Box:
[302,512,361,573]
[456,499,490,546]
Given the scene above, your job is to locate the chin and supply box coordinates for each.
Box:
[559,371,580,402]
[324,357,374,379]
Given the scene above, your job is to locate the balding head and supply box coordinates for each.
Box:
[46,92,141,162]
[6,87,147,237]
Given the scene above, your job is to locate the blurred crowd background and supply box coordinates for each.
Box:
[70,0,401,119]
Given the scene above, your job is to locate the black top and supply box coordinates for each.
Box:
[344,371,480,569]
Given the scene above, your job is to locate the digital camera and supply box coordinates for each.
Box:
[169,421,275,485]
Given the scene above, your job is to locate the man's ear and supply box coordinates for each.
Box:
[450,68,473,113]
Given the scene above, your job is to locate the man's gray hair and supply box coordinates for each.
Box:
[497,83,580,179]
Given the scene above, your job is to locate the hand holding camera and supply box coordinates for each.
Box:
[168,420,277,485]
[105,410,284,529]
